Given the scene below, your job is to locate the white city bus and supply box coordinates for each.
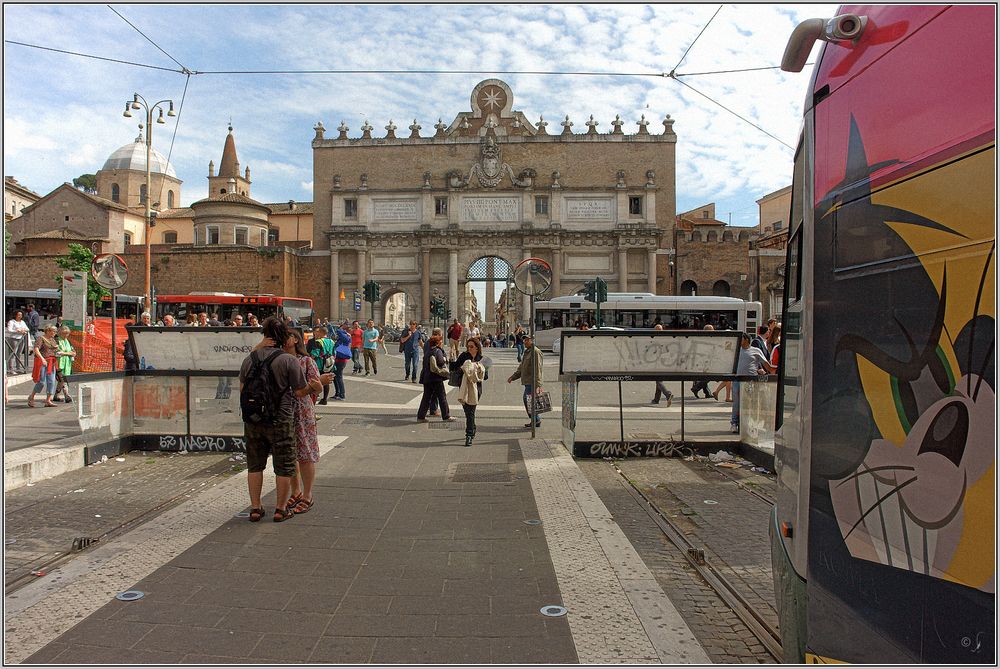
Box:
[532,293,763,350]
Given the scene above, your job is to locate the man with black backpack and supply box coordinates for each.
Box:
[240,317,330,523]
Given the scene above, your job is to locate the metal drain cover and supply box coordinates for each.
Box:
[428,422,454,429]
[116,590,145,601]
[540,605,567,617]
[340,417,374,426]
[523,519,543,526]
[448,463,514,483]
[234,512,250,518]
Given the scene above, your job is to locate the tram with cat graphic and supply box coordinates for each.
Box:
[772,5,994,663]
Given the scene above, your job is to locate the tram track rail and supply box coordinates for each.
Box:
[611,461,783,662]
[4,458,241,595]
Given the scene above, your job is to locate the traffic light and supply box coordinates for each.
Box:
[595,277,608,303]
[582,280,596,302]
[363,279,381,302]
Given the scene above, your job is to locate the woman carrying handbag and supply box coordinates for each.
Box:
[416,334,455,423]
[451,337,486,447]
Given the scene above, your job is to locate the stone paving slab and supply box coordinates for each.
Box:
[519,438,710,664]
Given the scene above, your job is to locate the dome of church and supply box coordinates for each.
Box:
[101,133,177,178]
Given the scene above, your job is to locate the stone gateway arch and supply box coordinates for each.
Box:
[316,79,673,324]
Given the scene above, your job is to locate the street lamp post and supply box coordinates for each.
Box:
[123,93,175,313]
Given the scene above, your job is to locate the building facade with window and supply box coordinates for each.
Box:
[313,79,676,324]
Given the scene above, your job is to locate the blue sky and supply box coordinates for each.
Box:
[3,3,836,226]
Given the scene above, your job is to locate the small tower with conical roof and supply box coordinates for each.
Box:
[208,125,252,199]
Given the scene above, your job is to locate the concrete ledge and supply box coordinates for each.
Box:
[3,442,86,492]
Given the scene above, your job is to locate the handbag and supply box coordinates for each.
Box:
[429,351,450,379]
[448,369,463,387]
[530,387,552,414]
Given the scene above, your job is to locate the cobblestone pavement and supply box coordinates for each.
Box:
[577,458,777,663]
[5,450,235,588]
[619,456,779,632]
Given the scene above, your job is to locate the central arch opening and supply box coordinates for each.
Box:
[464,255,514,333]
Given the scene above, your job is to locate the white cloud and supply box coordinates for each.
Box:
[3,3,839,224]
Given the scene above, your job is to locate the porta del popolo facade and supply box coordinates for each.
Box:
[313,79,676,324]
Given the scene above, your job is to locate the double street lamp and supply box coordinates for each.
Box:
[123,93,175,313]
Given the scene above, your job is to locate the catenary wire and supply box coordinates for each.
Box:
[669,5,723,75]
[189,68,665,77]
[669,75,795,150]
[676,64,813,77]
[152,72,192,209]
[107,5,191,73]
[3,40,183,73]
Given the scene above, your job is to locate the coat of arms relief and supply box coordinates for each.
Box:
[460,136,534,189]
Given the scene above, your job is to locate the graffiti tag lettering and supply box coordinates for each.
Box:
[585,441,694,458]
[157,435,247,452]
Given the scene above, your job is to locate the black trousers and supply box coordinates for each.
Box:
[417,380,449,419]
[462,403,477,438]
[691,380,711,397]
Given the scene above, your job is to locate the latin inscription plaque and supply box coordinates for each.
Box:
[373,199,418,222]
[565,198,614,220]
[462,197,520,222]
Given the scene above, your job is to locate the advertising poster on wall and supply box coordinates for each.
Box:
[61,271,88,331]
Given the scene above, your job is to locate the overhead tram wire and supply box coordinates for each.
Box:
[187,68,665,77]
[107,4,192,74]
[667,74,795,151]
[153,72,193,209]
[667,4,723,77]
[675,64,813,77]
[3,40,183,73]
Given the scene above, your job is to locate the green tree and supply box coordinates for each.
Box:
[73,173,97,194]
[54,243,109,313]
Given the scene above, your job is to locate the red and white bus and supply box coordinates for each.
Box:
[155,293,314,325]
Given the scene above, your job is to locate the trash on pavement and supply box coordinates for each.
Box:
[30,570,46,577]
[100,455,108,463]
[94,514,102,518]
[703,499,719,505]
[751,466,773,474]
[716,462,740,469]
[708,450,735,462]
[115,457,126,462]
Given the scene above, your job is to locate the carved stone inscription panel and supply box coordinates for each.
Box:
[565,197,614,221]
[373,199,419,222]
[462,196,520,222]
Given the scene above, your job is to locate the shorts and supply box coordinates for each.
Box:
[244,419,297,477]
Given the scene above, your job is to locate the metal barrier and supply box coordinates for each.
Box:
[5,334,32,375]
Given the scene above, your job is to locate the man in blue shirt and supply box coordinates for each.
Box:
[362,319,380,375]
[400,320,425,383]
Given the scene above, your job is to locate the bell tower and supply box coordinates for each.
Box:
[207,125,252,198]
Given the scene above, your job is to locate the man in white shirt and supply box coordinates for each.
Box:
[731,333,774,433]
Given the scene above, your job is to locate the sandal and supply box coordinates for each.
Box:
[248,507,265,522]
[273,507,294,523]
[292,498,314,514]
[286,493,302,511]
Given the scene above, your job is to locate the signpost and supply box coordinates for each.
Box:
[90,253,129,371]
[339,288,346,322]
[353,290,362,314]
[513,258,552,439]
[61,270,88,331]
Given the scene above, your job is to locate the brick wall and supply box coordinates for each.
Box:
[674,229,752,300]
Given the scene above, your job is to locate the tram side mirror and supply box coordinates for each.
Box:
[781,14,868,72]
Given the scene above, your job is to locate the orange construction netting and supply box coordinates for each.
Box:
[71,319,128,373]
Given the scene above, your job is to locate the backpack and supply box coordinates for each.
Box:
[240,350,288,425]
[319,338,336,374]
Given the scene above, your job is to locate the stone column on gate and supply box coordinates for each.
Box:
[356,249,367,291]
[647,249,657,294]
[449,250,458,324]
[330,249,340,321]
[551,250,562,297]
[618,248,629,292]
[422,249,431,322]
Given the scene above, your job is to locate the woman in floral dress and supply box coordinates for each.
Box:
[284,330,321,513]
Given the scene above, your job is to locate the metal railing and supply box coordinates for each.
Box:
[5,334,32,375]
